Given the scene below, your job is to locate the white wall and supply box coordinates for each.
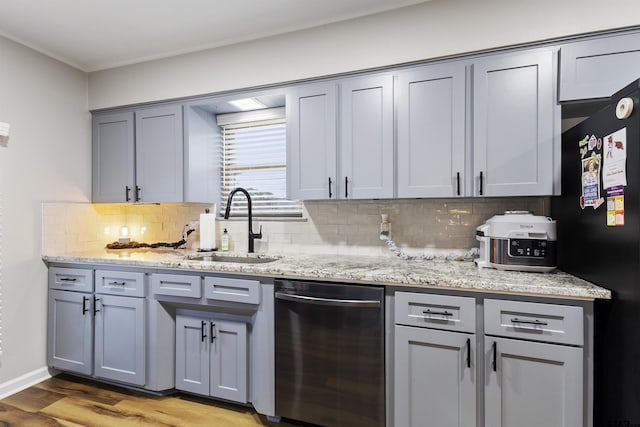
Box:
[88,0,640,109]
[0,36,89,388]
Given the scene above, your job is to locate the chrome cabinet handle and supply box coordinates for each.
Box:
[108,281,126,286]
[210,322,216,343]
[275,292,380,308]
[59,277,77,282]
[511,318,548,326]
[328,177,333,198]
[479,171,484,196]
[125,186,131,202]
[456,172,461,196]
[135,186,141,202]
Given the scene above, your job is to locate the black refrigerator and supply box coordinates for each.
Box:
[552,79,640,426]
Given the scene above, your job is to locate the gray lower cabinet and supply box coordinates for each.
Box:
[93,294,146,386]
[92,104,183,203]
[47,289,93,375]
[48,267,147,387]
[47,267,94,375]
[93,270,146,386]
[394,292,477,427]
[484,299,584,427]
[175,314,248,403]
[395,326,476,427]
[472,49,556,196]
[559,31,640,101]
[484,336,583,427]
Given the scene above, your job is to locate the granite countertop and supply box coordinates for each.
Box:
[42,250,611,301]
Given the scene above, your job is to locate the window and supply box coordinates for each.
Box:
[218,108,302,218]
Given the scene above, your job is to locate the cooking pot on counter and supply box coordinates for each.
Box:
[475,211,557,273]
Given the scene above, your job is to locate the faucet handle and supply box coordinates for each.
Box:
[255,225,262,239]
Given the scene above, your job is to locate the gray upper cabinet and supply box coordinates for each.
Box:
[286,82,338,200]
[340,74,394,199]
[92,104,184,203]
[135,105,184,202]
[560,31,640,101]
[473,49,556,196]
[397,64,466,197]
[92,111,135,203]
[287,75,393,200]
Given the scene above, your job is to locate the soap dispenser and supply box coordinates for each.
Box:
[221,228,230,252]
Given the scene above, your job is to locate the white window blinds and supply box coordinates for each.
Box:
[218,109,302,217]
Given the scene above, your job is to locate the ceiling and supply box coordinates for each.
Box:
[0,0,430,72]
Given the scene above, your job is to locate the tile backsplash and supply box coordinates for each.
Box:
[42,197,549,256]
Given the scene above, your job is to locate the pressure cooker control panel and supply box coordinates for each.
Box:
[509,238,549,258]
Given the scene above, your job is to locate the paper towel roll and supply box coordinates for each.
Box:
[200,210,216,250]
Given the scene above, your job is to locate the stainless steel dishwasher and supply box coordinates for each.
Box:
[274,280,385,427]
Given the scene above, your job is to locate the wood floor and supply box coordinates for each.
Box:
[0,374,301,426]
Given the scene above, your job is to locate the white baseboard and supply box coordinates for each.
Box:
[0,366,55,399]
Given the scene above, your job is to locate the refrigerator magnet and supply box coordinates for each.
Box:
[581,154,603,209]
[606,186,625,226]
[602,128,627,190]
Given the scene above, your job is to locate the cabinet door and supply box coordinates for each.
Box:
[175,315,210,395]
[286,83,338,200]
[135,105,184,202]
[340,75,394,199]
[94,295,146,386]
[210,320,248,403]
[395,326,476,427]
[560,32,640,101]
[397,64,466,197]
[92,111,135,203]
[473,50,555,196]
[485,336,583,427]
[47,290,93,375]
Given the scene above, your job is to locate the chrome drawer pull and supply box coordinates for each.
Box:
[511,318,548,326]
[59,277,77,282]
[423,309,453,317]
[109,281,127,286]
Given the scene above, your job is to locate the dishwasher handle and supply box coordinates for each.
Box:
[275,291,381,308]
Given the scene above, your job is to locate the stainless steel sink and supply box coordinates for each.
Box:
[184,254,278,264]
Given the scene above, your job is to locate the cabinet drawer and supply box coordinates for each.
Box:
[151,273,201,298]
[395,292,476,333]
[49,267,93,292]
[95,270,146,297]
[484,299,583,346]
[204,277,260,304]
